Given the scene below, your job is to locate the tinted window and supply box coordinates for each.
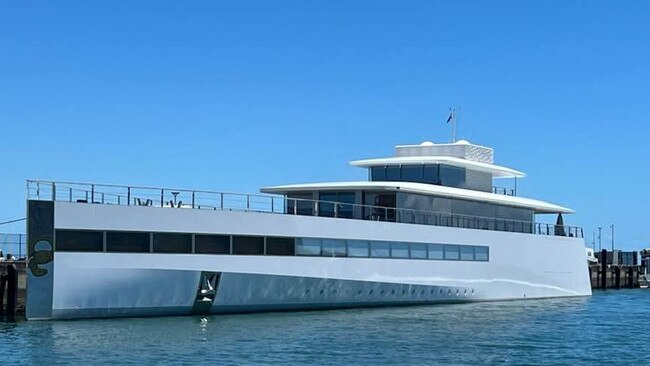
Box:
[347,240,368,257]
[371,166,386,181]
[107,231,150,252]
[337,192,356,219]
[296,238,321,256]
[322,239,346,257]
[266,237,295,256]
[460,246,474,261]
[401,165,422,182]
[386,166,400,181]
[287,193,314,216]
[428,244,443,259]
[232,236,264,255]
[423,164,440,184]
[370,241,390,257]
[153,233,191,253]
[475,246,489,261]
[319,192,337,217]
[439,165,466,188]
[195,235,230,254]
[410,243,427,259]
[444,245,461,260]
[56,230,103,252]
[391,242,409,258]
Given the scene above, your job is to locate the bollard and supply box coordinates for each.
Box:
[601,249,608,290]
[0,273,6,315]
[6,264,17,316]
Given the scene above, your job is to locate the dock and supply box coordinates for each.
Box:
[0,261,26,317]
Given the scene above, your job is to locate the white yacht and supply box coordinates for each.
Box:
[25,139,591,320]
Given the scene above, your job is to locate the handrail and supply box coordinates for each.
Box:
[26,180,583,238]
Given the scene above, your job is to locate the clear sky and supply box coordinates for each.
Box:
[1,1,649,250]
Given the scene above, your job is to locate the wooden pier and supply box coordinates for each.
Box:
[589,264,642,289]
[0,261,26,316]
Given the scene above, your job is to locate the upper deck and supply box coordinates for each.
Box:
[26,180,583,238]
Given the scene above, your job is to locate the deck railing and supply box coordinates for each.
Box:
[26,180,583,238]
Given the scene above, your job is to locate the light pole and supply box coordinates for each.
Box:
[610,224,615,251]
[598,226,602,251]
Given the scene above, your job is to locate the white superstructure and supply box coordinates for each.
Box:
[24,139,591,320]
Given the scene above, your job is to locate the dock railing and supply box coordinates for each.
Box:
[0,233,26,260]
[26,180,583,238]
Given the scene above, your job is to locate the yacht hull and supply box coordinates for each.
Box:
[27,201,592,320]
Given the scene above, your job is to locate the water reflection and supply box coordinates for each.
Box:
[0,293,647,365]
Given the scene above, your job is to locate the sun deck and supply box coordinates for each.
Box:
[26,180,584,238]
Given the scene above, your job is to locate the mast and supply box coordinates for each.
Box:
[448,107,460,143]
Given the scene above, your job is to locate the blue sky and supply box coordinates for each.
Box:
[1,1,649,249]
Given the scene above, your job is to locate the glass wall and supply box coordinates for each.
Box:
[363,192,396,221]
[318,192,355,218]
[368,164,492,192]
[397,192,534,228]
[286,193,314,216]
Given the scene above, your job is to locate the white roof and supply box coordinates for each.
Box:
[349,156,525,178]
[261,181,573,214]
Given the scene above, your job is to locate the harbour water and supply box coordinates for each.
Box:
[1,291,648,365]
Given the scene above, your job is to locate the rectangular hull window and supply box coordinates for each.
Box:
[195,235,230,254]
[428,244,444,259]
[475,246,489,261]
[106,231,150,253]
[391,243,409,258]
[55,230,103,252]
[266,237,295,256]
[370,241,390,257]
[296,238,321,256]
[232,236,264,255]
[410,243,427,259]
[347,240,369,257]
[444,245,461,260]
[460,246,475,261]
[153,233,192,253]
[322,239,346,257]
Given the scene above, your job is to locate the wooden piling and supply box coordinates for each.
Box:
[600,249,608,290]
[6,264,18,316]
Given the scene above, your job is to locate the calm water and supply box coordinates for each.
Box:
[1,291,649,365]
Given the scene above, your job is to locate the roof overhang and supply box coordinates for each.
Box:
[261,181,573,214]
[349,156,525,179]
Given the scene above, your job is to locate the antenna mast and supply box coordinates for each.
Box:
[449,107,460,143]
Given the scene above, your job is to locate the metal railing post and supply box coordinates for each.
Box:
[191,191,195,209]
[160,189,164,207]
[52,182,56,201]
[246,195,250,210]
[91,184,95,203]
[127,187,131,206]
[271,197,274,213]
[220,193,224,210]
[69,188,72,202]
